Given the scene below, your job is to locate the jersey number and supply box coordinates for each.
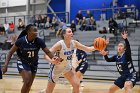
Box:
[117,64,123,72]
[27,51,34,58]
[67,55,72,60]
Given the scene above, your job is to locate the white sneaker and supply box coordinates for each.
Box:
[39,89,45,93]
[80,82,84,87]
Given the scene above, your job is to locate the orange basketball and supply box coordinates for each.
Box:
[93,37,106,51]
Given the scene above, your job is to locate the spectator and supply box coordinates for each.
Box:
[18,18,25,30]
[51,16,59,30]
[76,10,83,25]
[108,18,118,35]
[4,22,9,34]
[39,15,46,29]
[9,21,15,33]
[99,27,107,34]
[100,2,107,20]
[45,16,52,29]
[85,16,96,31]
[0,24,5,35]
[70,20,76,33]
[79,17,87,31]
[86,10,93,18]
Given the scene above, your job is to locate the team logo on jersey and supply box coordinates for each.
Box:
[64,50,74,55]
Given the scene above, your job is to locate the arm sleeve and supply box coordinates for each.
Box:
[104,55,116,62]
[124,38,131,57]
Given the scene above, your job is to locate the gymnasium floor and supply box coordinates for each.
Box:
[0,75,140,93]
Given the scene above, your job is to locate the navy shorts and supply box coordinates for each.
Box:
[75,61,88,74]
[114,73,137,89]
[17,61,38,73]
[0,69,2,79]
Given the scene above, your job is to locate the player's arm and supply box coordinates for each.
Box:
[75,40,96,52]
[3,44,18,74]
[44,42,62,64]
[121,31,131,56]
[43,48,53,59]
[100,50,116,62]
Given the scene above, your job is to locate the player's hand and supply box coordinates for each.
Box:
[51,56,63,65]
[121,31,128,39]
[2,65,8,74]
[99,50,108,56]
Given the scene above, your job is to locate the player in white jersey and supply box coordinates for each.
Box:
[44,28,96,93]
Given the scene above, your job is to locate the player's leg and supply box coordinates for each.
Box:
[124,73,137,93]
[124,81,133,93]
[75,62,88,86]
[64,70,80,93]
[17,61,36,93]
[44,64,59,93]
[20,70,33,93]
[108,84,120,93]
[109,76,126,93]
[45,81,56,93]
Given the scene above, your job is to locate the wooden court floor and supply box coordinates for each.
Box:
[0,76,140,93]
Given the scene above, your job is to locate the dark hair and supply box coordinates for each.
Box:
[56,28,68,39]
[17,24,34,39]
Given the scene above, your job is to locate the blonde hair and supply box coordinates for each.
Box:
[56,28,68,39]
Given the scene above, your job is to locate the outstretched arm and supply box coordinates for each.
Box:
[3,44,18,74]
[75,40,96,52]
[121,31,131,56]
[100,50,116,62]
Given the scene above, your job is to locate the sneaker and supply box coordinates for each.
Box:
[80,81,84,87]
[39,89,45,93]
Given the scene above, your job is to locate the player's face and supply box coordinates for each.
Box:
[117,43,125,53]
[29,27,38,39]
[64,28,73,40]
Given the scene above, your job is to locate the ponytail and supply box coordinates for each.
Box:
[56,27,68,39]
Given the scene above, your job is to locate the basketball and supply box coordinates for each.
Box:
[93,37,106,51]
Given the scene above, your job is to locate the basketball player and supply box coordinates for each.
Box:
[100,31,137,93]
[2,24,60,93]
[72,40,88,87]
[44,28,96,93]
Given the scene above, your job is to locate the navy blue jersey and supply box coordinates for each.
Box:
[15,36,46,64]
[104,39,136,76]
[76,49,87,63]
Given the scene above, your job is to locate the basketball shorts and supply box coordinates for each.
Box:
[75,61,88,74]
[17,61,38,73]
[48,63,72,83]
[114,73,137,89]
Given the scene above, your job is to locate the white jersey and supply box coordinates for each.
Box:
[57,40,75,67]
[48,40,76,83]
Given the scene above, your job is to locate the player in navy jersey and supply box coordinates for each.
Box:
[2,24,60,93]
[72,40,88,87]
[100,31,137,93]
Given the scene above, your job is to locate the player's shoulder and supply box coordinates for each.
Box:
[35,37,44,42]
[16,36,25,42]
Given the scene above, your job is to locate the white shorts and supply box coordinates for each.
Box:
[48,63,72,83]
